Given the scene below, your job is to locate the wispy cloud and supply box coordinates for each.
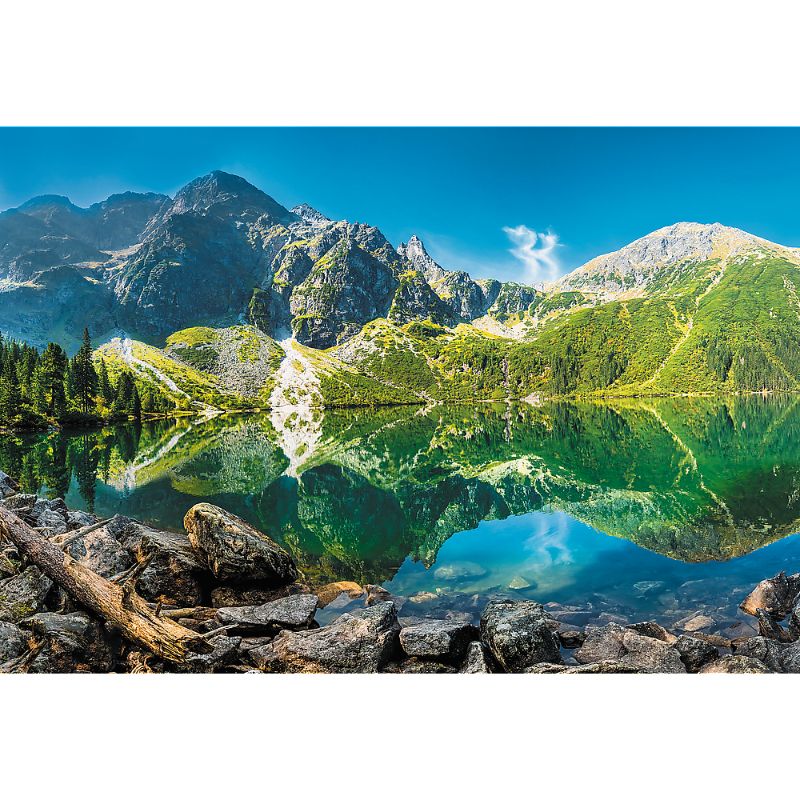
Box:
[502,225,561,285]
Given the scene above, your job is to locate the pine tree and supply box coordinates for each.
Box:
[98,358,114,405]
[37,343,68,417]
[0,358,21,421]
[71,328,99,414]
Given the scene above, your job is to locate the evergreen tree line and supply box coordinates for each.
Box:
[0,328,173,428]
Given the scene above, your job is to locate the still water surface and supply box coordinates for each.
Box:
[3,397,800,631]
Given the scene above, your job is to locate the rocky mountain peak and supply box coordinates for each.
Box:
[290,203,331,227]
[151,171,298,231]
[556,221,790,297]
[398,234,448,283]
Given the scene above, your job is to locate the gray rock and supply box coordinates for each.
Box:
[0,620,28,662]
[108,516,206,606]
[459,641,494,674]
[184,503,298,586]
[210,583,308,608]
[526,660,640,674]
[733,636,785,672]
[480,600,562,672]
[699,655,771,674]
[0,470,19,499]
[66,510,97,530]
[576,624,685,673]
[56,523,134,579]
[252,602,400,673]
[399,619,476,663]
[740,571,800,618]
[385,658,456,674]
[0,566,53,622]
[755,609,794,642]
[673,635,719,672]
[30,498,68,536]
[216,593,318,635]
[22,612,115,673]
[779,641,800,672]
[1,493,37,516]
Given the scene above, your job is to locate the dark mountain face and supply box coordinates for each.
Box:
[0,170,538,350]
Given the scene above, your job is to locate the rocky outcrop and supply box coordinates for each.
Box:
[216,594,318,635]
[252,602,400,673]
[480,600,563,671]
[399,619,477,663]
[184,503,298,586]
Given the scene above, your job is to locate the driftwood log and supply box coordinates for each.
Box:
[0,506,212,665]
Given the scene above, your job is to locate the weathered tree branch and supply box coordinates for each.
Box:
[0,506,211,665]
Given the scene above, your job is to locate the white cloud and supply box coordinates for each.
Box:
[502,225,561,286]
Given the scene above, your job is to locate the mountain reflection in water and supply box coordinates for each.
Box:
[4,396,800,627]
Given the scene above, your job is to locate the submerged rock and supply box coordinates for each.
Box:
[0,566,53,623]
[316,581,365,608]
[216,593,318,635]
[252,602,400,673]
[699,655,771,674]
[184,503,298,586]
[740,572,800,618]
[480,600,562,672]
[399,619,476,663]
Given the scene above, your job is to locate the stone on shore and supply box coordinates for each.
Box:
[0,620,28,662]
[399,619,476,663]
[480,600,562,672]
[673,635,719,672]
[251,601,400,673]
[108,517,207,606]
[627,621,677,644]
[733,636,785,672]
[385,658,457,674]
[216,593,318,635]
[184,503,298,586]
[0,470,20,498]
[55,523,134,579]
[22,612,115,673]
[459,641,494,673]
[575,623,685,673]
[740,571,800,618]
[699,655,771,674]
[0,566,53,623]
[527,660,640,674]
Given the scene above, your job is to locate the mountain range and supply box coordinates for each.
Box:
[3,170,800,407]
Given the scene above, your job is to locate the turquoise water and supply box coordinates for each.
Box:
[4,396,800,632]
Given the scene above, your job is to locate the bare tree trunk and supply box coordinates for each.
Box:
[0,506,211,665]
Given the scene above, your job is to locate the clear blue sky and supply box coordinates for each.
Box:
[2,127,800,283]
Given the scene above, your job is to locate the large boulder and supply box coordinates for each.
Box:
[740,572,800,618]
[251,602,400,673]
[575,623,685,673]
[22,612,115,673]
[0,566,53,623]
[480,600,562,672]
[108,517,207,606]
[184,504,298,586]
[216,593,318,635]
[399,619,477,663]
[316,581,365,608]
[699,655,771,674]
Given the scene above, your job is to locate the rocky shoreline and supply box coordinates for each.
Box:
[1,468,799,674]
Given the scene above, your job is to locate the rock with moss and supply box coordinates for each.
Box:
[0,566,53,623]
